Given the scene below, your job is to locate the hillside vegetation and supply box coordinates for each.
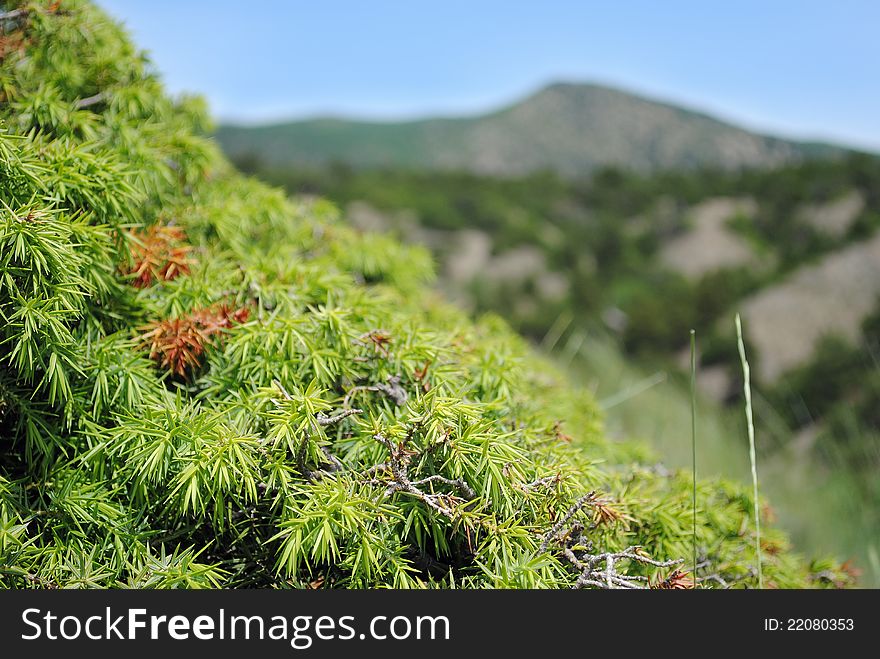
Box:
[236,156,880,367]
[217,82,846,176]
[0,1,855,589]
[234,155,880,583]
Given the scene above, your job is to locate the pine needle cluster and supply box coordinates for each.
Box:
[0,1,854,589]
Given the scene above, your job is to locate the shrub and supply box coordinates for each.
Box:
[0,0,850,589]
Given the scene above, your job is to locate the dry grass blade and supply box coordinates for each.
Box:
[736,313,763,589]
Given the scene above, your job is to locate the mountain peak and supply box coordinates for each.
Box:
[217,82,846,176]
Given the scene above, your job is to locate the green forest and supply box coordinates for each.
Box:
[0,0,872,589]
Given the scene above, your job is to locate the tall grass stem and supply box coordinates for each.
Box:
[736,313,763,589]
[690,329,698,588]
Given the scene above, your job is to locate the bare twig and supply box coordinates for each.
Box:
[569,548,683,590]
[74,91,109,109]
[273,379,293,400]
[370,432,475,518]
[0,8,27,23]
[316,408,362,426]
[343,375,408,408]
[0,567,57,589]
[518,474,561,493]
[538,491,596,553]
[701,573,731,589]
[362,462,390,479]
[343,385,381,409]
[320,446,345,473]
[540,492,684,589]
[410,474,476,500]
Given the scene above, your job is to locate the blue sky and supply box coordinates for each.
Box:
[98,1,880,150]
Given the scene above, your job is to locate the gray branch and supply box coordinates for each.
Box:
[519,474,560,492]
[568,548,683,590]
[410,474,476,500]
[541,491,685,589]
[343,375,408,408]
[538,491,596,553]
[370,432,475,519]
[74,91,109,109]
[316,408,362,426]
[0,8,27,22]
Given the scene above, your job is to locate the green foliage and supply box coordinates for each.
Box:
[238,154,880,354]
[236,134,880,551]
[766,307,880,510]
[0,0,852,589]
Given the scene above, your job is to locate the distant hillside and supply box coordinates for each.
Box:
[216,82,846,175]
